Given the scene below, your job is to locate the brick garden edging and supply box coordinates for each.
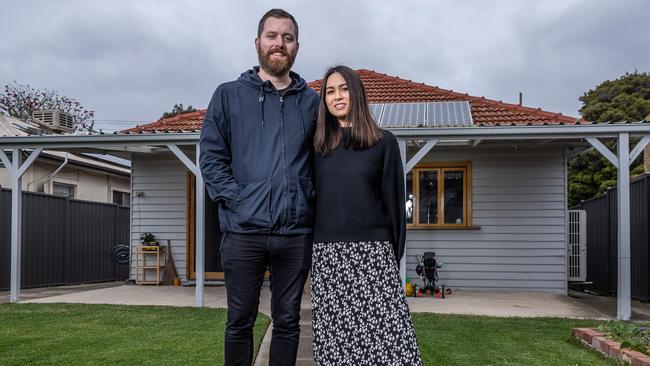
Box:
[573,328,650,365]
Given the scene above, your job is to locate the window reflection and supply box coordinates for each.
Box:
[406,172,414,224]
[444,171,464,224]
[418,170,438,224]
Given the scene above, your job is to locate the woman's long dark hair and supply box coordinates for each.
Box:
[314,65,383,156]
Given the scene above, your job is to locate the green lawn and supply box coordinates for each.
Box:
[412,314,617,365]
[0,304,621,365]
[0,303,270,366]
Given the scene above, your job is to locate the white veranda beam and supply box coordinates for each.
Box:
[0,150,17,175]
[629,135,650,165]
[616,133,631,320]
[167,144,205,307]
[584,134,633,320]
[585,137,618,168]
[405,139,438,172]
[0,148,42,303]
[167,145,198,175]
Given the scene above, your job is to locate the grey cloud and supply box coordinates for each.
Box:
[1,0,648,131]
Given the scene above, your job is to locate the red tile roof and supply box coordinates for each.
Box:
[121,109,206,134]
[120,69,584,133]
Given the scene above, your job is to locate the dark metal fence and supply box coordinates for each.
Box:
[571,173,650,301]
[0,188,130,290]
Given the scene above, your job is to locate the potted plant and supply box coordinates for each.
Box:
[140,232,159,250]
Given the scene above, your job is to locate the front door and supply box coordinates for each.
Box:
[187,173,224,280]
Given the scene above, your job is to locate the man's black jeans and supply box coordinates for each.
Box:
[221,232,312,366]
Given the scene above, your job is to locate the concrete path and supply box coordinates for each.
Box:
[254,308,314,366]
[21,282,276,315]
[6,283,650,365]
[0,282,124,304]
[406,289,650,319]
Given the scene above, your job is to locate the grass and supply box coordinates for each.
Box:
[412,314,618,365]
[0,303,270,366]
[0,303,626,365]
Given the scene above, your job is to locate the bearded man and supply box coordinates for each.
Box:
[199,8,319,366]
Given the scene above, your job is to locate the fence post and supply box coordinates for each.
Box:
[608,189,616,297]
[606,190,612,295]
[64,197,71,285]
[113,204,118,279]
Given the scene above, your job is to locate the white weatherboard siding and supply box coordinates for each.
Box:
[406,145,567,293]
[130,151,189,280]
[128,145,568,292]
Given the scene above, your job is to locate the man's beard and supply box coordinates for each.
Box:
[257,46,297,78]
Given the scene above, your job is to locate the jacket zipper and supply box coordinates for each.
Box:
[279,93,288,234]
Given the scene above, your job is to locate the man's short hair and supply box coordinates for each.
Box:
[257,9,299,40]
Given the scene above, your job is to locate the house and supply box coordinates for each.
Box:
[0,114,131,204]
[3,69,648,320]
[118,69,604,293]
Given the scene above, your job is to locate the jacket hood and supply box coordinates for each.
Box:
[237,66,310,130]
[238,66,307,92]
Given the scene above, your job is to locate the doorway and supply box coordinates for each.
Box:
[186,172,224,280]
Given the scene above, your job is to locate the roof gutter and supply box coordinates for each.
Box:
[389,123,650,139]
[36,153,130,178]
[0,123,649,149]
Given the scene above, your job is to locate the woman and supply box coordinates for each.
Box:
[311,65,423,366]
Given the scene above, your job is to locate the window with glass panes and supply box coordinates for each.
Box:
[112,191,131,207]
[406,162,471,228]
[52,182,76,198]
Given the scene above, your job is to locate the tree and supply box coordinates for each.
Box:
[0,81,95,131]
[161,103,197,119]
[568,71,650,206]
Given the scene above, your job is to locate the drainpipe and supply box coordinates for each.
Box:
[26,152,69,192]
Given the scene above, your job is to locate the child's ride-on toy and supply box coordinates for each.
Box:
[414,252,452,298]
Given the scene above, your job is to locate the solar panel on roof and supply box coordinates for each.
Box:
[426,101,472,127]
[368,101,472,128]
[369,104,383,122]
[379,103,426,128]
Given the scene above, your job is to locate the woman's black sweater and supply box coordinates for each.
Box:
[313,129,406,263]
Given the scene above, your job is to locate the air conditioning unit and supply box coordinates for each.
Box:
[32,110,74,133]
[567,210,587,282]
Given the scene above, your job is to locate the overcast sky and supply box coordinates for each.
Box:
[1,0,648,132]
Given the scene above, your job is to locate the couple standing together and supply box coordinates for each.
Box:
[199,9,423,366]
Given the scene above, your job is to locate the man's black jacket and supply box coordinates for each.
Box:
[199,67,319,234]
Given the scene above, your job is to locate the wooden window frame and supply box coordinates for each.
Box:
[407,161,473,229]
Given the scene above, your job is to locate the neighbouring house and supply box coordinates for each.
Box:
[0,114,131,204]
[117,69,609,294]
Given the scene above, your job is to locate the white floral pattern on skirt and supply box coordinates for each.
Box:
[311,240,423,366]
